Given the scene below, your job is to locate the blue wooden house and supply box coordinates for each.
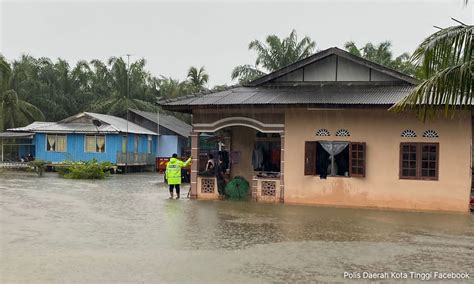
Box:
[7,112,158,167]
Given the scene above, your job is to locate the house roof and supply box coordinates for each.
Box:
[9,112,157,135]
[160,47,420,111]
[129,109,192,138]
[247,47,419,86]
[162,84,415,110]
[0,132,35,139]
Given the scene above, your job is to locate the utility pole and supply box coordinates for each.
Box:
[125,54,131,173]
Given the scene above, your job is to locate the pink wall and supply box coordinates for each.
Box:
[284,108,472,212]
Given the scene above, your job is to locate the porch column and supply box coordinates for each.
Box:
[280,132,285,203]
[190,131,200,199]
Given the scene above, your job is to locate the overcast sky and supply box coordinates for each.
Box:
[1,0,472,86]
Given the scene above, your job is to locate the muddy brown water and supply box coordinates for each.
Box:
[1,172,473,283]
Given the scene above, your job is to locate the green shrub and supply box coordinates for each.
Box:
[224,176,250,200]
[57,159,113,179]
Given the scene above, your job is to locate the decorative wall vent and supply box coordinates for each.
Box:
[261,181,277,196]
[401,129,417,138]
[335,129,350,137]
[316,129,330,136]
[422,130,439,138]
[201,178,215,193]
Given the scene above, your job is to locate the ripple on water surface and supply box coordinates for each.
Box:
[1,172,473,283]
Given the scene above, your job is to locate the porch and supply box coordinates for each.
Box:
[0,132,35,163]
[188,110,286,203]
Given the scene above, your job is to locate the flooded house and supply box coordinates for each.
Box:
[5,112,158,169]
[161,47,473,212]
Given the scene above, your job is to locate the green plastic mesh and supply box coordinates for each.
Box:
[224,176,249,200]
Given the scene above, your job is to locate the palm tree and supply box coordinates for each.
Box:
[158,77,190,98]
[392,23,473,119]
[90,57,158,117]
[344,41,419,77]
[0,55,45,131]
[232,30,316,83]
[187,66,209,92]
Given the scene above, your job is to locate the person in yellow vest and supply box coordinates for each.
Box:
[165,153,192,199]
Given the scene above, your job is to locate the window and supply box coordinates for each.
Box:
[85,135,106,153]
[304,141,366,177]
[46,134,67,152]
[400,143,438,180]
[122,135,127,153]
[350,143,366,177]
[147,135,152,154]
[134,135,139,153]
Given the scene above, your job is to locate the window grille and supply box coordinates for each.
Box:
[422,130,439,138]
[335,129,350,137]
[316,129,330,136]
[401,129,417,138]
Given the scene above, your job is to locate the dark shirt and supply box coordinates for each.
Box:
[215,163,225,180]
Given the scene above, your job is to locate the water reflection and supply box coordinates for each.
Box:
[1,172,473,283]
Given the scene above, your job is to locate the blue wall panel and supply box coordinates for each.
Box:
[33,133,157,163]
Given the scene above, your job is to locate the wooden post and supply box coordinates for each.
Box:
[1,139,3,162]
[190,132,200,199]
[280,132,285,203]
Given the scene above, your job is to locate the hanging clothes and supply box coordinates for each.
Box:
[252,147,263,170]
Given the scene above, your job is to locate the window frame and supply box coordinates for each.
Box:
[84,134,106,153]
[304,140,366,178]
[399,142,439,181]
[46,134,67,152]
[349,142,366,177]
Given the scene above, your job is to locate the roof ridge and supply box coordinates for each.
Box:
[157,84,242,105]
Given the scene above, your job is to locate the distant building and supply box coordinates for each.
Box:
[7,112,158,168]
[128,109,191,157]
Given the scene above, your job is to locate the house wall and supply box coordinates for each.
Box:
[275,54,401,82]
[34,133,156,163]
[284,108,472,212]
[158,135,178,157]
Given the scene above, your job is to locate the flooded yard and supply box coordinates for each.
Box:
[1,172,473,283]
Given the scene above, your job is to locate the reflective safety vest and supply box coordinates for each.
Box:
[165,157,192,185]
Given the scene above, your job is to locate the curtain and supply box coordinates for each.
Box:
[47,135,56,151]
[319,141,349,175]
[85,136,96,152]
[96,136,105,152]
[147,135,152,154]
[56,135,66,152]
[122,136,127,153]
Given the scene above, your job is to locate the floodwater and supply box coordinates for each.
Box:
[1,173,473,283]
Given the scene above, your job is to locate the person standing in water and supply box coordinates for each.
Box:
[165,153,192,199]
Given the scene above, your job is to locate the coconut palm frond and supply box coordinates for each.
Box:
[391,60,473,120]
[412,25,473,76]
[393,24,473,118]
[231,65,266,84]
